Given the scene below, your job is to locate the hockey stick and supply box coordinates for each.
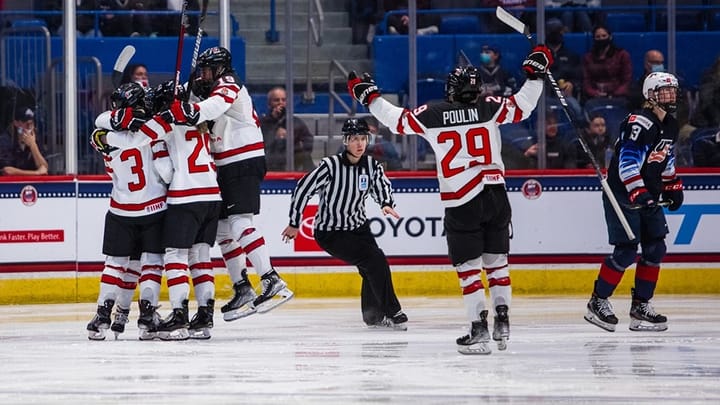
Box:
[173,0,190,98]
[495,6,636,240]
[190,0,210,73]
[111,45,136,88]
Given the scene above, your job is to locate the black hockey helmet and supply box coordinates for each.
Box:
[189,68,213,100]
[110,82,146,110]
[341,118,371,144]
[445,65,482,104]
[197,46,232,80]
[148,80,187,113]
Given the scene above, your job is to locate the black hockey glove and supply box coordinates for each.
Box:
[90,128,117,155]
[628,187,656,208]
[109,107,147,132]
[347,71,381,108]
[167,100,200,126]
[522,44,554,80]
[662,178,684,211]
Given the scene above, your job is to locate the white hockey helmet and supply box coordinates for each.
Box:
[642,72,679,112]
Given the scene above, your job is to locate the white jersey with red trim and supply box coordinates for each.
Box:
[103,139,170,217]
[194,73,265,166]
[369,79,544,208]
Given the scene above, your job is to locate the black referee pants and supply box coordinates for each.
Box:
[314,222,402,325]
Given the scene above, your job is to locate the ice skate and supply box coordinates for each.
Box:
[157,300,190,341]
[457,311,491,355]
[137,299,161,341]
[251,270,294,314]
[86,299,114,341]
[629,290,667,332]
[110,307,130,339]
[221,276,258,321]
[189,299,214,339]
[584,295,618,332]
[368,311,408,331]
[492,305,510,351]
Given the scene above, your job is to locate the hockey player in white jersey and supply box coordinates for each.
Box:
[161,46,293,318]
[87,82,171,340]
[348,45,554,354]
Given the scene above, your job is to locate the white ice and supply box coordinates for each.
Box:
[0,296,719,404]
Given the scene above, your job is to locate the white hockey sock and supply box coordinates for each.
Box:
[139,253,163,306]
[116,259,140,310]
[457,257,486,322]
[164,247,190,309]
[97,256,129,305]
[219,239,247,284]
[230,214,272,277]
[189,242,215,306]
[483,253,511,310]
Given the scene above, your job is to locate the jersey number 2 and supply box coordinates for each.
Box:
[437,127,491,177]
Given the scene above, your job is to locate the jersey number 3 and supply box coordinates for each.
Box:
[437,127,491,177]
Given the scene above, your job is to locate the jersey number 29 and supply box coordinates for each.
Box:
[437,127,491,177]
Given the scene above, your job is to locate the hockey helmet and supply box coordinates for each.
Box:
[110,82,146,110]
[196,46,232,80]
[148,80,187,113]
[445,65,482,104]
[189,68,213,100]
[341,118,372,145]
[642,72,679,113]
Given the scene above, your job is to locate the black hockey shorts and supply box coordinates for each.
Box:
[162,201,221,249]
[217,156,267,218]
[603,192,669,245]
[444,185,511,265]
[102,210,165,257]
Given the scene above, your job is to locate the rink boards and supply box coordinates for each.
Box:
[0,171,718,304]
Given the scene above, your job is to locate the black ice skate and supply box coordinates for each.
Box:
[457,310,491,355]
[368,311,408,331]
[189,299,215,339]
[251,270,294,314]
[137,299,161,341]
[629,290,667,332]
[221,271,258,321]
[87,299,114,341]
[492,305,510,351]
[584,294,619,332]
[110,306,130,339]
[157,300,190,341]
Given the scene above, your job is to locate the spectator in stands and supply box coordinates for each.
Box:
[478,45,517,97]
[577,114,611,169]
[347,0,381,45]
[627,50,665,112]
[385,0,439,35]
[365,116,402,171]
[260,87,315,172]
[120,63,150,90]
[153,0,200,37]
[523,110,577,169]
[582,25,632,101]
[545,0,600,33]
[692,129,720,167]
[689,56,720,129]
[0,107,48,176]
[546,21,583,119]
[93,0,154,37]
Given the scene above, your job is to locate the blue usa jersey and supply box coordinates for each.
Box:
[607,109,679,198]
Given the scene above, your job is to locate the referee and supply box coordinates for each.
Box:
[281,118,407,330]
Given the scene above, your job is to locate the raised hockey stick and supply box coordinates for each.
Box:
[173,0,190,98]
[495,6,636,240]
[111,45,136,88]
[190,0,210,73]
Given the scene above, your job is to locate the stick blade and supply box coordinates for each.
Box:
[113,45,136,73]
[495,7,528,36]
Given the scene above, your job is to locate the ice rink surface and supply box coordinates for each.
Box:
[0,296,718,404]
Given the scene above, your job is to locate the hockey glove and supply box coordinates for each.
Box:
[661,178,684,211]
[347,71,381,108]
[90,128,117,155]
[628,187,655,208]
[109,107,147,132]
[168,100,200,126]
[522,44,554,80]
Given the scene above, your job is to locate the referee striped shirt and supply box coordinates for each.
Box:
[288,152,395,231]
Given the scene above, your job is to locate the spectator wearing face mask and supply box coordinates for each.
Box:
[582,25,633,101]
[477,45,518,97]
[626,50,665,112]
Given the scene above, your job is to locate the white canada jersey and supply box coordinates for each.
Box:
[370,79,544,208]
[194,73,265,166]
[102,138,171,217]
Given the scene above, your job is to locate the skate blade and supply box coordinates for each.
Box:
[584,312,616,332]
[87,330,107,341]
[496,337,508,351]
[223,306,257,321]
[157,328,190,341]
[367,322,407,331]
[138,330,158,341]
[629,319,668,332]
[457,342,492,355]
[255,288,294,314]
[189,328,212,340]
